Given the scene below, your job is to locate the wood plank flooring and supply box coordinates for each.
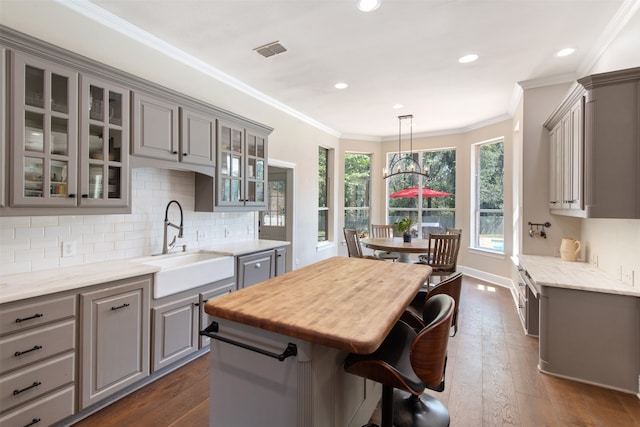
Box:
[73,276,640,427]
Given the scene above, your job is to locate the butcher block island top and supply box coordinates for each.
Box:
[205,256,431,354]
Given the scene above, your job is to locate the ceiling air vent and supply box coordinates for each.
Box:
[254,41,287,58]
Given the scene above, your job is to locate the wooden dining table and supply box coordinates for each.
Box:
[361,237,431,263]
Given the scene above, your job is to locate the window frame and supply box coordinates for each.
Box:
[344,152,371,234]
[318,147,331,243]
[471,137,504,254]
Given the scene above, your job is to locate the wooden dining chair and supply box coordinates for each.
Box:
[370,224,399,261]
[417,233,461,282]
[343,228,379,260]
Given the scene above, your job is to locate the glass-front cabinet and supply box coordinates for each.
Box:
[79,75,129,206]
[10,51,129,208]
[217,121,245,207]
[11,52,78,207]
[216,121,267,209]
[245,130,266,207]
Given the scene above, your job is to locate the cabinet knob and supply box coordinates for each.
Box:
[69,194,76,199]
[81,194,89,198]
[183,153,187,156]
[255,263,261,268]
[172,151,178,155]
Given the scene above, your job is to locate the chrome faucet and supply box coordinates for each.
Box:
[162,200,184,254]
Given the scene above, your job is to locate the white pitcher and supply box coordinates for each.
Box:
[560,238,581,262]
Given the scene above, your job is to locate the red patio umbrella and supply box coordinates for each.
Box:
[389,186,453,198]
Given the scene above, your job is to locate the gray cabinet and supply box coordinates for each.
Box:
[152,295,199,372]
[131,92,179,161]
[237,250,276,289]
[0,294,76,426]
[275,247,286,276]
[79,277,150,409]
[545,67,640,218]
[179,107,216,166]
[199,282,234,349]
[195,121,268,212]
[1,46,5,207]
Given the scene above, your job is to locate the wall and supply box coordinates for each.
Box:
[0,168,255,275]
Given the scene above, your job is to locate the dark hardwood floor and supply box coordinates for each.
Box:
[74,276,640,426]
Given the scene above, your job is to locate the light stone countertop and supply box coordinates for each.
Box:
[518,254,640,297]
[0,239,290,305]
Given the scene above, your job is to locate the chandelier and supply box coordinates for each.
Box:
[383,114,430,180]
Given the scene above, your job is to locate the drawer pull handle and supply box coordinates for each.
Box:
[13,381,42,396]
[15,313,43,323]
[111,303,130,311]
[24,418,41,427]
[255,263,261,268]
[14,345,43,357]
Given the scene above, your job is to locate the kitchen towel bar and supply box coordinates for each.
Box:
[200,321,297,362]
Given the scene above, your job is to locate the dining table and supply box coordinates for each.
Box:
[361,236,431,263]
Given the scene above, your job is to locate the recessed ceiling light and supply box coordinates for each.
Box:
[334,82,348,90]
[357,0,381,12]
[458,54,479,64]
[555,48,576,57]
[392,104,404,109]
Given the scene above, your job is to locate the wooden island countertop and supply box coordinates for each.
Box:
[205,256,431,354]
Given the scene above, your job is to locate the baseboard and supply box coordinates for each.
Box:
[458,265,512,289]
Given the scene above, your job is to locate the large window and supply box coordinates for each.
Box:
[344,153,371,233]
[318,147,329,242]
[387,149,456,237]
[472,139,504,252]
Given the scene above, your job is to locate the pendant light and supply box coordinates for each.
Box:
[383,115,429,179]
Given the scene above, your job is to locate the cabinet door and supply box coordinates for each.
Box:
[152,295,198,372]
[567,98,583,210]
[10,51,78,207]
[217,121,245,207]
[244,130,267,207]
[1,47,5,207]
[179,107,215,166]
[78,75,130,207]
[80,278,149,409]
[275,247,286,276]
[237,251,275,289]
[548,124,562,209]
[131,92,179,161]
[199,282,234,348]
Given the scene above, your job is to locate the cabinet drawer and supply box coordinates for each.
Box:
[0,385,74,427]
[0,320,75,374]
[0,353,75,414]
[238,251,275,289]
[0,295,75,337]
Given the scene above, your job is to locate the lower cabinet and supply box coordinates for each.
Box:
[237,246,288,289]
[79,277,150,409]
[152,295,199,372]
[151,278,235,372]
[0,294,76,427]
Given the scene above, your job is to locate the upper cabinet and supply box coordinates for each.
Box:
[131,92,216,168]
[10,51,79,207]
[544,66,640,219]
[195,121,268,212]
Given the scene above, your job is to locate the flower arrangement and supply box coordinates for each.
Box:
[394,217,414,242]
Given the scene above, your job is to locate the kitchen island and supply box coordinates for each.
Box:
[203,256,431,427]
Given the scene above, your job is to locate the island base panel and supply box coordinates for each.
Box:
[208,319,380,427]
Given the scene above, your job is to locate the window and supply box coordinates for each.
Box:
[318,147,329,242]
[387,149,456,238]
[344,153,371,233]
[472,139,504,252]
[263,178,285,226]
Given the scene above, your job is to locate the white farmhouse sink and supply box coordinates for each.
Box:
[136,251,235,299]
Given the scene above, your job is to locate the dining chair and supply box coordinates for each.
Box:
[343,228,379,260]
[417,233,461,283]
[370,224,400,261]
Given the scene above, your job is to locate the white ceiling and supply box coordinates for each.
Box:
[85,0,633,139]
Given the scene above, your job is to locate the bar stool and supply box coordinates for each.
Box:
[344,294,455,427]
[401,272,463,336]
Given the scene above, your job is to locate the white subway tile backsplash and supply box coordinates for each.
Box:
[0,168,254,275]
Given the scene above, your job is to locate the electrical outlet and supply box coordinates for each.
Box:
[620,266,634,286]
[197,230,207,241]
[61,241,76,257]
[224,226,229,238]
[589,253,598,267]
